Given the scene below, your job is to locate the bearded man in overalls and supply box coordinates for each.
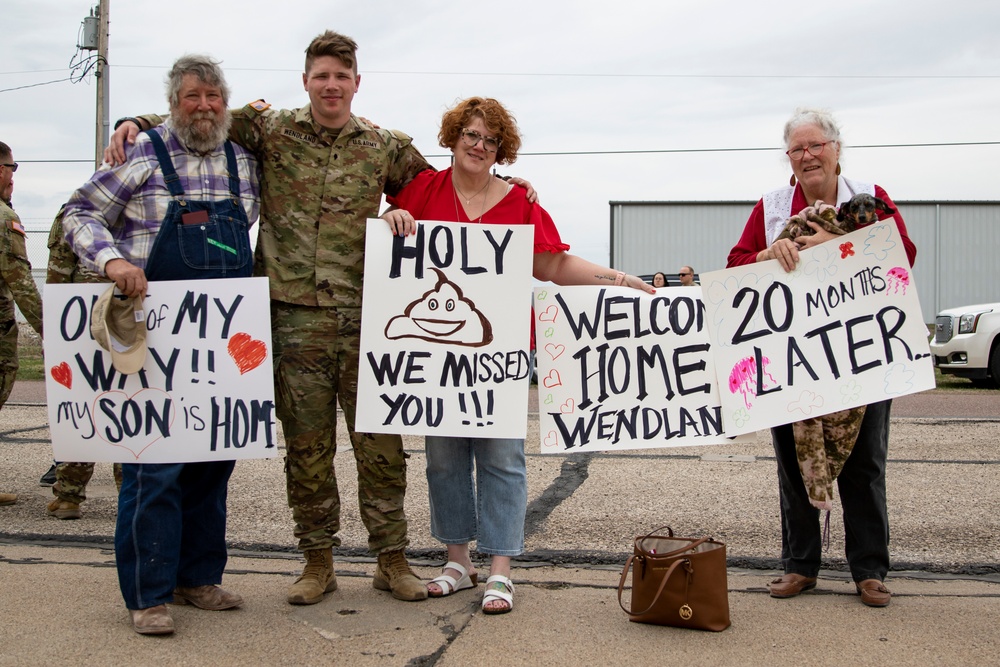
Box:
[62,55,261,636]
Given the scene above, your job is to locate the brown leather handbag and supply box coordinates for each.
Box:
[616,526,731,631]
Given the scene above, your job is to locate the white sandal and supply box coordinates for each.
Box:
[428,561,478,597]
[481,574,514,615]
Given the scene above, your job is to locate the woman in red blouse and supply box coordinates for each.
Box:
[384,97,652,614]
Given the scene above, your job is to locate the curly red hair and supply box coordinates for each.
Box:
[438,97,522,165]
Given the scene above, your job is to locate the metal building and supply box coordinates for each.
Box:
[610,200,1000,324]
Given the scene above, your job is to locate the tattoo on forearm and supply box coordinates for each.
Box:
[597,274,615,282]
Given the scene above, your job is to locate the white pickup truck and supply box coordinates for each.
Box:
[930,302,1000,388]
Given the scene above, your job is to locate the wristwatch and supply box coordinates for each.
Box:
[113,117,142,131]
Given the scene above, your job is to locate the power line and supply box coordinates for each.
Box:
[0,77,74,93]
[110,66,1000,80]
[18,141,1000,166]
[7,65,1000,80]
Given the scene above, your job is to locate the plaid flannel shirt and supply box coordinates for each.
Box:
[63,121,261,274]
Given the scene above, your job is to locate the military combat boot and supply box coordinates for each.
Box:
[287,547,337,605]
[373,549,428,601]
[47,499,82,520]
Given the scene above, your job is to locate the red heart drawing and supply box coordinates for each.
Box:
[50,362,72,389]
[560,398,575,414]
[544,343,565,360]
[227,332,268,375]
[542,369,562,389]
[543,431,560,449]
[537,305,559,323]
[92,388,176,460]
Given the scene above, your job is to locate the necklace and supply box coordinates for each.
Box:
[453,173,491,223]
[453,175,490,205]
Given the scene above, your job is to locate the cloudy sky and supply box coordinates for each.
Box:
[4,0,999,271]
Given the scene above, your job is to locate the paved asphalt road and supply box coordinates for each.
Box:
[2,380,998,666]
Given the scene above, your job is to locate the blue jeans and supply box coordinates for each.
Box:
[425,436,527,556]
[116,460,235,610]
[772,399,892,583]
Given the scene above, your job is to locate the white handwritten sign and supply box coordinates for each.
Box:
[533,285,747,453]
[357,219,534,437]
[701,221,935,436]
[43,277,277,463]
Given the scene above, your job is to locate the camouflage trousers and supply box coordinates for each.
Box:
[0,318,18,409]
[0,370,14,410]
[791,406,867,511]
[52,462,123,505]
[272,303,409,554]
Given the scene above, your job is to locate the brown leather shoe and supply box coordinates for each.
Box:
[856,579,891,607]
[131,604,174,635]
[172,585,243,610]
[768,573,818,598]
[0,492,16,506]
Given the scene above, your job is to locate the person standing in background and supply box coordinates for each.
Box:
[0,142,43,508]
[43,208,122,520]
[677,266,697,286]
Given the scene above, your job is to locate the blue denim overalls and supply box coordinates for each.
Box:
[116,129,253,610]
[142,130,253,281]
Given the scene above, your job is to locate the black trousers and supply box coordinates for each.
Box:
[771,399,891,583]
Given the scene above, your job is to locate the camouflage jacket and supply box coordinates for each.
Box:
[46,209,105,285]
[140,105,431,308]
[0,199,42,337]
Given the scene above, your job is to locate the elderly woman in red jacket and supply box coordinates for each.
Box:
[727,107,916,608]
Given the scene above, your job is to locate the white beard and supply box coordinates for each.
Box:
[172,110,232,154]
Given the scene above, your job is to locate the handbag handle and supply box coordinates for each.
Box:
[641,525,674,540]
[636,534,711,559]
[617,554,691,616]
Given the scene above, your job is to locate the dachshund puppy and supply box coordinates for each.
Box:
[836,193,896,227]
[775,200,842,242]
[777,194,896,243]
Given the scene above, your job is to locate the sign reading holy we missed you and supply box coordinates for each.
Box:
[533,285,746,453]
[357,219,534,438]
[700,221,935,436]
[43,277,277,463]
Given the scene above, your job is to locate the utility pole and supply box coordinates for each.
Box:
[94,0,110,169]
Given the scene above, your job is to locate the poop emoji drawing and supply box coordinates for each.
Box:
[385,268,494,347]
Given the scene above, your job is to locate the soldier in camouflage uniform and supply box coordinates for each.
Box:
[0,142,43,507]
[111,31,432,604]
[44,209,122,519]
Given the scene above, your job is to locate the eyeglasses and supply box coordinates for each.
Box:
[678,272,691,276]
[460,129,501,153]
[785,142,830,161]
[0,162,17,172]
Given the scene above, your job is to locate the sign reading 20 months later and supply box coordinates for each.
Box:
[357,219,534,438]
[533,285,745,453]
[43,277,277,463]
[700,221,935,436]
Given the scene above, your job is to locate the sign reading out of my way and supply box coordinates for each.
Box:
[43,277,277,463]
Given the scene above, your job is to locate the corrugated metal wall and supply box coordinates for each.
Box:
[610,200,1000,323]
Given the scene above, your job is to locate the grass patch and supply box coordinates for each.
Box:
[16,323,44,381]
